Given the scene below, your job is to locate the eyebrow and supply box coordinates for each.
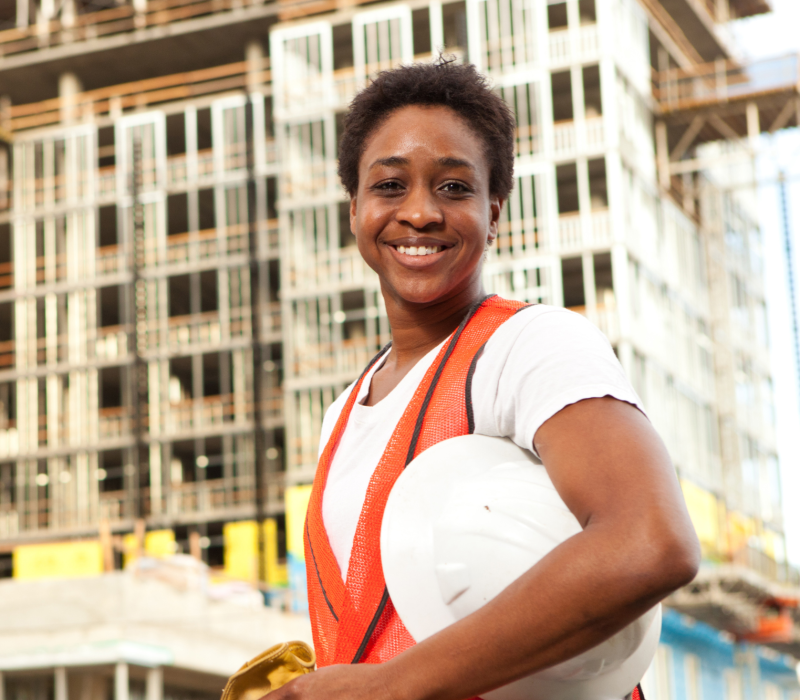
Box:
[368,156,475,170]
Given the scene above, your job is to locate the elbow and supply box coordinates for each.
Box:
[635,523,701,597]
[663,534,701,590]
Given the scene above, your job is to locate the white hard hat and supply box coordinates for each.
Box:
[381,435,661,700]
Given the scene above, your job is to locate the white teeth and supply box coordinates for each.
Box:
[396,245,442,256]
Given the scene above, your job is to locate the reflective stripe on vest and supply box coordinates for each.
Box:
[304,295,528,668]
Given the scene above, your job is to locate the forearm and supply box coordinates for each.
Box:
[380,520,692,700]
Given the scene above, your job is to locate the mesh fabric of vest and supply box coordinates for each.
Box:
[304,296,527,673]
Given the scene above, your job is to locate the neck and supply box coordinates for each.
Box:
[382,281,486,372]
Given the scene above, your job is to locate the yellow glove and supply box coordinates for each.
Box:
[221,641,315,700]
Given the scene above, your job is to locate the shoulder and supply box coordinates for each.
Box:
[484,303,612,356]
[318,380,358,458]
[472,304,644,453]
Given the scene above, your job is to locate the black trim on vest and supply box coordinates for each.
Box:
[311,342,390,631]
[464,303,533,434]
[465,343,486,434]
[351,295,492,664]
[306,519,339,622]
[403,294,492,467]
[351,586,390,664]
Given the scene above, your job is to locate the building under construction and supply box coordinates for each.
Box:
[1,0,800,696]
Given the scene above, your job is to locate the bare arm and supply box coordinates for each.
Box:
[272,397,700,700]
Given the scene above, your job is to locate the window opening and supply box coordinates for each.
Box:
[556,162,579,213]
[99,286,122,327]
[168,274,192,317]
[333,22,354,70]
[582,64,602,117]
[200,270,219,313]
[98,205,117,248]
[578,0,596,24]
[166,112,187,157]
[442,1,467,52]
[197,108,213,151]
[547,2,568,30]
[198,188,215,231]
[588,158,608,209]
[167,193,189,236]
[412,7,432,55]
[551,71,574,122]
[593,251,613,308]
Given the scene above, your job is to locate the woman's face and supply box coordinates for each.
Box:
[351,105,502,307]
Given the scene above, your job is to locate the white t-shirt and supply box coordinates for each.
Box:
[318,304,644,580]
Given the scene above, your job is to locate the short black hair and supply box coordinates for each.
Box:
[337,59,516,199]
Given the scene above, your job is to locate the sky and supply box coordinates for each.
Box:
[729,0,800,566]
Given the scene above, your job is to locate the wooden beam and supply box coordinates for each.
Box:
[709,114,742,141]
[656,120,670,189]
[746,101,760,148]
[671,115,706,161]
[769,96,799,133]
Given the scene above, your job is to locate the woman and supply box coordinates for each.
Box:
[275,60,699,700]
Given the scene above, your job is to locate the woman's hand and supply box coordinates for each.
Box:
[266,664,396,700]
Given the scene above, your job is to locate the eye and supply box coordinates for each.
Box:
[372,180,404,193]
[440,181,472,195]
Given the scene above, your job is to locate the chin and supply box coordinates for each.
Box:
[388,283,451,306]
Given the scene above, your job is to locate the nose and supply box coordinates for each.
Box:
[395,185,444,231]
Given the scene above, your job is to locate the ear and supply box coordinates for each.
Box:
[487,196,503,245]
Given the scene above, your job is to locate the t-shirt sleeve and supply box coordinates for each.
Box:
[472,306,646,459]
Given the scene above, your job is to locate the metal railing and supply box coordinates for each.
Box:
[8,60,261,133]
[654,54,800,113]
[0,0,270,60]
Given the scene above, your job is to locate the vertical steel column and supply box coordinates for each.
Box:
[115,663,129,700]
[245,95,272,581]
[779,171,800,401]
[54,667,67,700]
[145,668,163,700]
[131,136,147,519]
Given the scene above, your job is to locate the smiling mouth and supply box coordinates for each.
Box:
[392,245,446,257]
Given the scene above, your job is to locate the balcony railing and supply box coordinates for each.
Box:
[0,340,14,370]
[158,390,283,434]
[6,389,284,454]
[568,303,619,344]
[292,335,381,377]
[552,116,605,159]
[654,54,800,114]
[0,262,12,289]
[558,209,612,251]
[548,25,600,67]
[288,245,374,290]
[96,326,131,360]
[8,60,260,133]
[0,0,270,60]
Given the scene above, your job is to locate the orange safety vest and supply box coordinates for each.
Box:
[304,295,527,669]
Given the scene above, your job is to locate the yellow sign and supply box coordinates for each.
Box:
[727,510,756,555]
[223,519,288,585]
[145,529,176,557]
[224,520,259,581]
[13,541,104,580]
[285,485,313,562]
[680,479,721,555]
[264,518,288,587]
[123,529,176,566]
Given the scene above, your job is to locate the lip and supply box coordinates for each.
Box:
[384,241,451,269]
